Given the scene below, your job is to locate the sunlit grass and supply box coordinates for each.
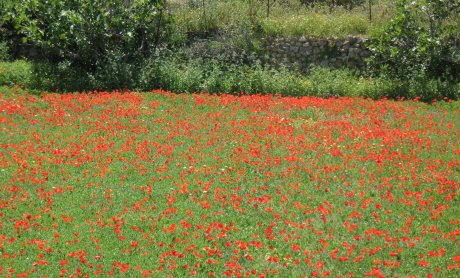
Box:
[170,0,396,38]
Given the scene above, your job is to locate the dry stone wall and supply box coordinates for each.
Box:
[263,36,371,71]
[13,34,372,72]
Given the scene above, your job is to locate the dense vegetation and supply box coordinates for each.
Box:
[0,0,459,99]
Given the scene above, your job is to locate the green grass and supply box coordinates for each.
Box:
[2,59,459,101]
[0,60,32,86]
[139,57,460,101]
[170,0,396,38]
[0,86,459,276]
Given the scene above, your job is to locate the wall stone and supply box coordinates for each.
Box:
[13,34,372,73]
[262,35,370,72]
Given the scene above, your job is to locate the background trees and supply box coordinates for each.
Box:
[2,0,170,89]
[369,0,460,80]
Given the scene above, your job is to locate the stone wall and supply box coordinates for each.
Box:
[264,36,371,71]
[12,34,372,72]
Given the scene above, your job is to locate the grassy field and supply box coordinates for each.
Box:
[1,86,459,277]
[169,0,396,38]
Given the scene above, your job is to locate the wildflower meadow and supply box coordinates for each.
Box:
[1,86,459,277]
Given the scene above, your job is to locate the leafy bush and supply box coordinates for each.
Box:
[369,0,460,80]
[0,60,32,86]
[1,56,457,101]
[10,0,168,63]
[28,61,94,92]
[0,42,10,61]
[137,55,414,99]
[5,0,170,89]
[0,1,13,61]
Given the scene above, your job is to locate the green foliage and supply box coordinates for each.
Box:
[178,22,263,69]
[1,58,142,92]
[260,11,369,38]
[171,0,394,39]
[301,0,366,10]
[0,60,32,86]
[28,58,144,92]
[5,0,170,89]
[405,73,460,101]
[138,55,459,100]
[0,1,15,60]
[0,1,10,29]
[10,0,167,62]
[1,58,458,100]
[29,61,93,91]
[369,0,460,80]
[0,42,10,61]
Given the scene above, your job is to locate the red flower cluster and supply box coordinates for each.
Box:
[0,88,459,276]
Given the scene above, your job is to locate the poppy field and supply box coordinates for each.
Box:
[1,86,459,277]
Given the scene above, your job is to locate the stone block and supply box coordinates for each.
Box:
[347,36,358,44]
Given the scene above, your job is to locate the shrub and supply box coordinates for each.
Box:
[138,56,380,98]
[5,0,171,90]
[369,0,460,80]
[0,1,13,61]
[1,54,457,101]
[28,61,94,92]
[0,42,10,62]
[0,60,32,86]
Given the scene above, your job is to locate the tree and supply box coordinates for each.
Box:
[7,0,169,70]
[369,0,459,79]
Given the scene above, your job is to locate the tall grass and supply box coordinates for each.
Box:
[0,60,32,86]
[2,58,458,101]
[169,0,396,38]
